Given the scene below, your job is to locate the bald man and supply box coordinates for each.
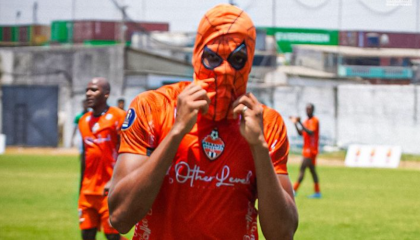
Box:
[78,77,127,240]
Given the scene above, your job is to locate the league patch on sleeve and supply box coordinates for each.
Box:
[122,108,136,131]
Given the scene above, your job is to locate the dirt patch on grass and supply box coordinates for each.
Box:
[287,155,420,170]
[4,147,79,156]
[3,147,420,170]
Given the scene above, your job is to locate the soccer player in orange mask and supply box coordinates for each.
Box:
[191,4,256,121]
[108,4,298,239]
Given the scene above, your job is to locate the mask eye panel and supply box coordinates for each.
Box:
[202,46,223,70]
[227,43,248,70]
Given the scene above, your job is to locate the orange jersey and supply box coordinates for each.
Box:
[302,116,319,158]
[79,106,126,195]
[120,82,289,240]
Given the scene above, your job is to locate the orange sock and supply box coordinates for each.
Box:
[293,182,300,191]
[314,183,320,193]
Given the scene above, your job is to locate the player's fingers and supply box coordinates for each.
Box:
[189,88,209,101]
[185,82,204,94]
[232,103,252,119]
[190,99,210,113]
[232,94,252,109]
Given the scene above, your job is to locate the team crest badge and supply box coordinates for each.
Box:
[122,108,136,131]
[202,128,225,161]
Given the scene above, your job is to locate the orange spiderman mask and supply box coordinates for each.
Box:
[192,4,256,121]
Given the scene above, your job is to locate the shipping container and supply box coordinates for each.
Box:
[339,31,360,47]
[11,26,19,42]
[32,25,50,45]
[340,30,420,49]
[51,21,73,43]
[365,32,419,49]
[71,20,168,44]
[73,21,119,43]
[19,26,30,43]
[2,26,12,42]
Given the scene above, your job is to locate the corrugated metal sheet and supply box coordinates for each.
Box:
[11,26,19,42]
[32,25,50,45]
[74,21,119,43]
[71,20,168,43]
[339,31,360,47]
[0,25,49,45]
[2,27,12,42]
[19,26,30,42]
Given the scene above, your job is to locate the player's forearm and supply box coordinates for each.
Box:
[250,143,298,240]
[298,122,313,135]
[109,129,184,233]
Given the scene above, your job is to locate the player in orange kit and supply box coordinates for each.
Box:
[78,77,127,240]
[290,103,321,198]
[108,4,298,240]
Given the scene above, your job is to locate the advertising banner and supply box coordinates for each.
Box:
[345,145,401,168]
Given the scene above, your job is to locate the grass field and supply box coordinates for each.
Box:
[1,153,419,240]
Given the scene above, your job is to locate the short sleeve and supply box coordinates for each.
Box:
[263,107,290,175]
[308,118,318,132]
[119,92,163,156]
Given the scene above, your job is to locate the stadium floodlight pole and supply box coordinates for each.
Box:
[272,0,276,27]
[33,2,38,24]
[416,0,420,68]
[71,0,76,21]
[71,0,76,44]
[335,0,343,147]
[15,11,21,25]
[110,0,128,45]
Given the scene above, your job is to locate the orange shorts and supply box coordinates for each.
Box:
[78,193,119,234]
[303,149,317,165]
[306,155,317,165]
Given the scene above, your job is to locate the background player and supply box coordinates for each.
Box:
[78,77,127,240]
[117,98,125,111]
[290,103,321,198]
[108,4,298,240]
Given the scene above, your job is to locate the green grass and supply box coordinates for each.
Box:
[287,165,420,240]
[0,154,132,240]
[1,154,419,240]
[291,150,420,163]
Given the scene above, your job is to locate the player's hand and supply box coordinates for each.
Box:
[289,116,300,124]
[232,93,265,146]
[172,82,211,136]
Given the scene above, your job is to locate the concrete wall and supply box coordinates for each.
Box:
[0,45,125,147]
[251,84,420,154]
[337,85,420,154]
[271,86,337,148]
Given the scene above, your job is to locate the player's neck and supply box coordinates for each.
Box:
[92,104,109,117]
